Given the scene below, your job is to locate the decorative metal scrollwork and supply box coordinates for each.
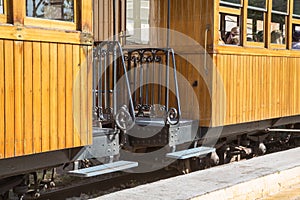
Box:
[166,107,179,125]
[115,105,134,131]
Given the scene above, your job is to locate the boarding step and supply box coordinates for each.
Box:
[68,161,138,177]
[166,147,215,160]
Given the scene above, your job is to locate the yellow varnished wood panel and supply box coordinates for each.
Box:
[24,42,33,155]
[231,55,237,124]
[80,46,88,146]
[1,40,92,158]
[241,56,248,123]
[12,0,25,24]
[73,45,82,146]
[0,25,89,45]
[213,53,300,127]
[93,0,118,41]
[172,53,213,127]
[214,54,226,125]
[269,57,275,118]
[24,17,76,31]
[93,0,99,40]
[82,0,93,33]
[0,0,93,159]
[41,43,50,152]
[254,56,260,120]
[87,46,93,145]
[157,0,214,48]
[0,40,4,158]
[50,43,58,151]
[264,57,271,122]
[66,45,74,148]
[14,41,24,156]
[149,0,216,125]
[58,44,66,149]
[33,42,42,154]
[292,59,298,115]
[4,40,15,158]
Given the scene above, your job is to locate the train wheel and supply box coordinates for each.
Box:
[217,145,231,164]
[175,159,192,174]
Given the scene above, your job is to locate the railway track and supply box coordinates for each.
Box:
[37,169,179,200]
[12,136,299,200]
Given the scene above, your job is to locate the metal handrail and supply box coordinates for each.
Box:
[122,47,181,124]
[93,41,136,127]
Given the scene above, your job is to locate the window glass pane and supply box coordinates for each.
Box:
[292,24,300,49]
[271,14,286,44]
[294,0,300,16]
[0,0,3,14]
[126,0,150,45]
[247,10,264,42]
[248,0,266,9]
[219,14,240,45]
[26,0,74,22]
[272,0,287,13]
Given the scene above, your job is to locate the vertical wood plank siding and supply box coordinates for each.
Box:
[0,41,91,159]
[154,0,215,127]
[24,42,33,155]
[213,54,300,127]
[0,40,4,158]
[14,41,24,156]
[153,0,300,127]
[33,42,42,153]
[93,0,124,41]
[4,40,15,158]
[65,45,74,148]
[157,0,214,48]
[57,44,66,149]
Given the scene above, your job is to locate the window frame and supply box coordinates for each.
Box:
[218,3,242,46]
[217,0,300,51]
[24,0,78,31]
[0,0,8,23]
[293,0,300,18]
[291,22,300,50]
[245,1,267,48]
[0,0,92,45]
[220,0,243,8]
[269,0,289,49]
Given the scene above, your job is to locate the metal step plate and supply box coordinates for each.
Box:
[166,147,215,160]
[68,161,138,177]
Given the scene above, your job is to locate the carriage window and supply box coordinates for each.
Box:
[0,0,3,14]
[126,0,150,45]
[248,0,266,8]
[270,0,287,46]
[26,0,74,22]
[247,0,266,43]
[219,13,240,45]
[270,14,286,45]
[220,0,242,7]
[272,0,287,13]
[292,24,300,49]
[294,0,300,18]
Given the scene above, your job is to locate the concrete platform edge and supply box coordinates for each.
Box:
[94,148,300,200]
[193,166,300,200]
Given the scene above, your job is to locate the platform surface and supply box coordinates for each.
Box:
[93,148,300,200]
[259,182,300,200]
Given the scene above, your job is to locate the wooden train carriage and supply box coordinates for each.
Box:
[212,0,300,128]
[0,0,93,160]
[95,0,300,132]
